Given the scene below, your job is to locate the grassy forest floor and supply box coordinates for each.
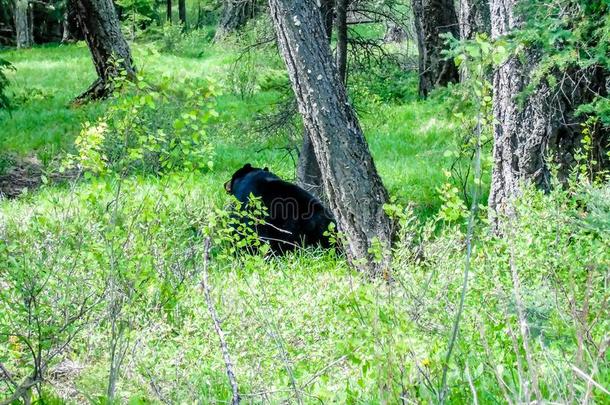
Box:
[0,39,465,217]
[0,27,608,404]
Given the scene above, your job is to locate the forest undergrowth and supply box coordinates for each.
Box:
[0,22,608,404]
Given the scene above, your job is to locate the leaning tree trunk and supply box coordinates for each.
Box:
[459,0,490,40]
[488,0,608,230]
[296,0,334,200]
[71,0,136,102]
[14,0,32,48]
[269,0,392,275]
[214,0,257,41]
[411,0,459,97]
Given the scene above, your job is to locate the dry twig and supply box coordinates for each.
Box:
[200,237,240,405]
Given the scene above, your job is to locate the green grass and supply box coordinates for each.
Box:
[0,33,608,405]
[0,44,101,153]
[0,40,462,217]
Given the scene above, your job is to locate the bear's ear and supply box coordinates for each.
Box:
[243,163,252,169]
[263,167,269,171]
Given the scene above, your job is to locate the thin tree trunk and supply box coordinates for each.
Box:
[70,0,136,102]
[14,0,32,48]
[178,0,187,28]
[336,0,348,84]
[61,10,72,42]
[269,0,392,275]
[320,0,334,40]
[166,0,172,23]
[412,0,459,97]
[27,0,33,42]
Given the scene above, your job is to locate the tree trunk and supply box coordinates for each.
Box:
[214,0,257,41]
[336,0,348,84]
[14,0,32,48]
[488,0,557,228]
[459,0,490,40]
[320,0,334,40]
[488,0,608,230]
[411,0,459,97]
[296,0,334,200]
[268,0,392,275]
[61,10,72,42]
[178,0,187,28]
[166,0,172,23]
[70,0,136,102]
[296,131,325,199]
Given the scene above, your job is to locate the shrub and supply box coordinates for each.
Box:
[64,74,218,176]
[0,57,14,111]
[389,175,610,402]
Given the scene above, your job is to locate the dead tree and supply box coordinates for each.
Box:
[268,0,392,275]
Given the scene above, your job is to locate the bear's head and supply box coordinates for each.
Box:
[224,163,269,193]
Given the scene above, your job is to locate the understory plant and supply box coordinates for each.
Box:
[64,73,218,177]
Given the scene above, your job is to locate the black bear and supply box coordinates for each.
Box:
[224,163,335,253]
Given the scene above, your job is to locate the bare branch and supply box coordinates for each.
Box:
[200,237,240,405]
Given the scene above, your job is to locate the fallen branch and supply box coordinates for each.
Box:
[200,237,240,405]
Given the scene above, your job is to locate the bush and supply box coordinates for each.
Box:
[1,163,608,403]
[159,23,212,57]
[64,74,218,176]
[0,57,14,111]
[388,176,610,402]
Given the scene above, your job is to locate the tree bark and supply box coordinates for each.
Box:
[178,0,187,28]
[296,131,325,199]
[320,0,334,40]
[61,10,72,42]
[411,0,459,97]
[268,0,392,275]
[296,0,334,200]
[488,0,608,230]
[166,0,172,23]
[70,0,136,102]
[459,0,490,40]
[214,0,257,41]
[14,0,32,48]
[336,0,348,84]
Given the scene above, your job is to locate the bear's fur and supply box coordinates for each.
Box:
[225,163,335,253]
